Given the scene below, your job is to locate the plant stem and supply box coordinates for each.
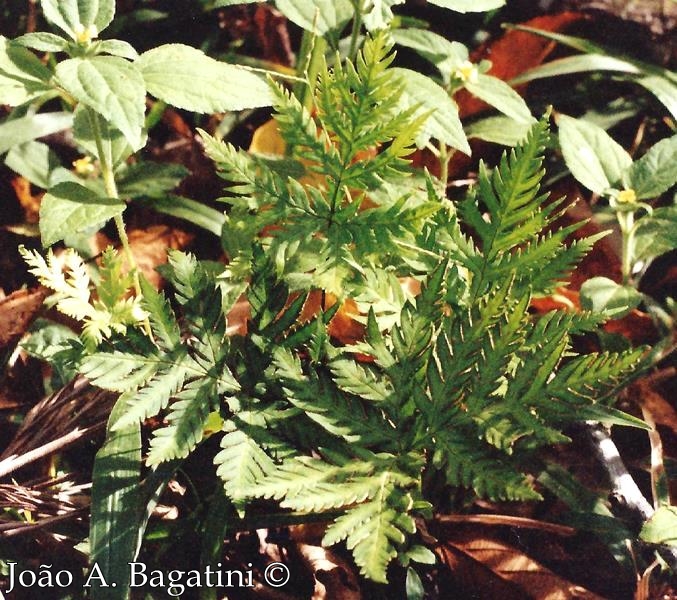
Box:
[348,0,364,62]
[87,108,152,336]
[617,210,635,285]
[438,140,450,188]
[87,109,138,288]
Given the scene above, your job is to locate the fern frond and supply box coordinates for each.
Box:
[433,428,541,501]
[546,347,646,408]
[146,379,214,466]
[81,352,164,392]
[323,480,416,583]
[111,356,194,430]
[461,118,550,261]
[215,428,277,512]
[330,358,393,402]
[139,276,181,350]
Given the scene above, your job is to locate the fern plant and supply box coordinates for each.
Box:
[68,33,649,583]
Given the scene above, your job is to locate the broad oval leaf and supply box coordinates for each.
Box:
[136,44,273,113]
[426,0,505,12]
[56,56,146,149]
[640,506,677,546]
[39,181,126,246]
[0,36,53,105]
[466,74,533,124]
[13,32,70,52]
[391,29,467,82]
[274,0,354,34]
[41,0,116,39]
[466,115,531,146]
[579,276,642,318]
[626,135,677,199]
[94,39,139,60]
[557,114,632,195]
[633,206,677,262]
[391,67,470,155]
[72,103,139,168]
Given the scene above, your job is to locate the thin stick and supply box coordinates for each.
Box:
[0,423,105,480]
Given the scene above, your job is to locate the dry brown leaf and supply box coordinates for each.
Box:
[10,176,42,224]
[0,286,50,349]
[438,528,604,599]
[129,226,194,288]
[253,4,295,66]
[634,378,677,435]
[250,118,286,156]
[93,226,194,289]
[297,544,361,600]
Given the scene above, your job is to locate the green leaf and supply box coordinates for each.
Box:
[274,0,353,34]
[41,0,116,39]
[406,567,425,600]
[636,75,677,120]
[427,0,504,11]
[640,505,677,546]
[509,25,677,119]
[94,39,139,60]
[465,74,533,124]
[209,0,259,5]
[136,44,273,113]
[39,181,125,246]
[0,111,73,155]
[215,429,276,512]
[391,67,470,154]
[5,140,75,189]
[146,380,214,465]
[13,32,70,52]
[89,397,142,600]
[405,545,436,565]
[0,36,53,105]
[557,114,632,194]
[391,28,467,82]
[117,162,188,199]
[626,136,677,199]
[139,195,226,237]
[363,0,405,31]
[579,277,642,318]
[633,206,677,261]
[72,104,136,168]
[56,56,146,149]
[511,54,640,85]
[466,115,531,146]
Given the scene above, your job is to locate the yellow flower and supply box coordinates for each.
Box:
[73,156,96,176]
[453,60,479,84]
[617,188,637,204]
[73,23,98,44]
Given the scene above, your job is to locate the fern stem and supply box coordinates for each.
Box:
[294,30,326,111]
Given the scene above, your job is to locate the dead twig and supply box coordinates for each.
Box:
[584,423,677,571]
